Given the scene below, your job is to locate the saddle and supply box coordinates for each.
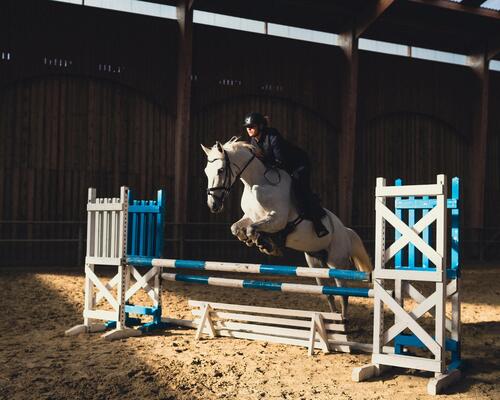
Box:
[256,170,330,255]
[257,216,304,255]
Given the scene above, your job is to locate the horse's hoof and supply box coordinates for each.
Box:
[256,236,283,257]
[271,249,283,257]
[258,246,280,257]
[235,234,248,242]
[246,225,257,240]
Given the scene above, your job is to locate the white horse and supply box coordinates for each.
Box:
[201,137,373,316]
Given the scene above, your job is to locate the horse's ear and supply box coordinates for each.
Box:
[216,141,224,153]
[200,144,211,156]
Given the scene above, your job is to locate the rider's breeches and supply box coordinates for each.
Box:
[291,165,325,219]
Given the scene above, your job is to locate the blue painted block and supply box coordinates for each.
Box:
[322,286,370,297]
[105,320,116,329]
[175,275,210,285]
[128,205,162,213]
[394,334,460,354]
[395,198,458,209]
[127,255,154,267]
[127,189,165,259]
[447,360,463,372]
[138,321,170,333]
[243,280,282,291]
[328,268,370,281]
[175,260,206,270]
[125,304,157,316]
[260,264,298,276]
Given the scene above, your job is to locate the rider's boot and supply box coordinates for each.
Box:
[304,193,329,238]
[313,217,329,238]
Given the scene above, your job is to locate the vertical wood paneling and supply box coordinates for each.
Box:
[0,76,175,265]
[1,0,500,265]
[353,113,467,227]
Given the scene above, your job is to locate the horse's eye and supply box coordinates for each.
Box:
[218,168,224,175]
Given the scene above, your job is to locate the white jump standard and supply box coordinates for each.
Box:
[65,188,167,340]
[352,175,462,395]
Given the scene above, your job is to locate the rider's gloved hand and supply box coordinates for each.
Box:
[291,166,304,180]
[253,147,264,159]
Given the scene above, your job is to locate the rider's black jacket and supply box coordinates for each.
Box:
[250,128,309,173]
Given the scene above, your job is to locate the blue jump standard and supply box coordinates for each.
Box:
[127,255,371,282]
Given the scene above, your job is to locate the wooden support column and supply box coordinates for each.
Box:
[466,52,489,230]
[337,1,395,225]
[174,0,193,257]
[337,29,359,226]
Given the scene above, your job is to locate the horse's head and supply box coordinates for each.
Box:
[201,141,231,213]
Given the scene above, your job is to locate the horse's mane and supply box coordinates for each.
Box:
[222,136,256,153]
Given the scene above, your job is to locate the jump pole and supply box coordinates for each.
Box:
[128,256,371,282]
[161,272,374,298]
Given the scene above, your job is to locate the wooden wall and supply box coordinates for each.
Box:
[1,0,500,265]
[0,0,178,265]
[354,52,472,227]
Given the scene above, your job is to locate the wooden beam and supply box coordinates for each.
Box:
[409,0,500,20]
[337,29,359,226]
[174,0,194,257]
[466,52,489,229]
[355,0,396,39]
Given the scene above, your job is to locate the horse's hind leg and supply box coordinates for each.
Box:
[326,255,351,319]
[334,277,349,318]
[304,253,337,314]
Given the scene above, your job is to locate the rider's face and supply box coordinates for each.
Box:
[246,125,260,138]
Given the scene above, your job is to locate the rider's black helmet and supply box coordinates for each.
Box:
[243,112,267,128]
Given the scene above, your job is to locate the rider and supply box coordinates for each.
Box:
[243,112,329,238]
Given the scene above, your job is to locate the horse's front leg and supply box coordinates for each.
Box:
[245,212,286,257]
[231,216,254,247]
[245,211,287,241]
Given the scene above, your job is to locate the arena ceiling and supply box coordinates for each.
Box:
[153,0,500,61]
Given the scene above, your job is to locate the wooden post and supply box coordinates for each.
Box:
[338,29,358,226]
[174,0,193,258]
[337,0,396,225]
[466,51,489,230]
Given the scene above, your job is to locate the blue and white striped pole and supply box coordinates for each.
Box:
[128,256,371,282]
[161,272,374,298]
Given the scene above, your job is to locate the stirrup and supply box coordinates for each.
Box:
[314,223,329,238]
[316,228,329,238]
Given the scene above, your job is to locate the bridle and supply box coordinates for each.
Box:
[206,149,256,204]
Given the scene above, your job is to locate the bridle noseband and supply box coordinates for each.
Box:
[207,149,256,204]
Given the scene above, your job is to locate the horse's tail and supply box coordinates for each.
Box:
[347,228,373,273]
